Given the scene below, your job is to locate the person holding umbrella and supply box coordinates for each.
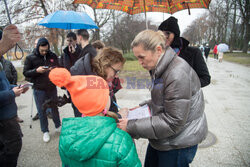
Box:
[158,16,211,88]
[0,24,29,167]
[217,43,229,63]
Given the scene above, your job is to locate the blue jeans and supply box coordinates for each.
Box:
[145,144,198,167]
[33,88,61,133]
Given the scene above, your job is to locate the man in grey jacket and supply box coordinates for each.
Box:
[118,30,208,167]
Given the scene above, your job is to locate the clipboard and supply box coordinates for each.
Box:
[127,104,151,120]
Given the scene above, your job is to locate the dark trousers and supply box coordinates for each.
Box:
[33,88,61,132]
[145,144,198,167]
[0,117,22,167]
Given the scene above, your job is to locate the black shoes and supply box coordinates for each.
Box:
[16,116,24,123]
[32,113,39,121]
[32,112,52,121]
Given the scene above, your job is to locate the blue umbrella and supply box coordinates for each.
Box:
[38,10,98,30]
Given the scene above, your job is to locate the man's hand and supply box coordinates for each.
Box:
[0,25,21,56]
[21,87,29,94]
[12,87,23,97]
[68,45,75,53]
[117,119,128,132]
[36,66,50,73]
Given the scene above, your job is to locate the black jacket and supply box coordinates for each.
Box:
[80,44,97,59]
[59,44,82,71]
[23,38,59,90]
[0,57,17,85]
[171,37,211,87]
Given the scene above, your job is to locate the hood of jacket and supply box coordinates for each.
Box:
[59,116,117,162]
[36,37,50,56]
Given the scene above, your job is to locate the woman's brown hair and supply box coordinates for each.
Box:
[92,47,125,79]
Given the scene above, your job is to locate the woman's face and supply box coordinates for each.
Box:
[132,44,162,71]
[163,31,175,46]
[105,62,123,82]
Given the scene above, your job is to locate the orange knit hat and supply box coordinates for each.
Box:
[49,68,109,116]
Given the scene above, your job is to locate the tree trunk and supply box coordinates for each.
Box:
[242,14,249,53]
[229,1,237,52]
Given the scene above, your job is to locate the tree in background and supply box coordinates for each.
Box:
[0,0,114,55]
[182,0,249,53]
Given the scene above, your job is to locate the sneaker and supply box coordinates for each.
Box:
[43,132,50,143]
[32,113,39,121]
[55,126,61,133]
[16,116,24,123]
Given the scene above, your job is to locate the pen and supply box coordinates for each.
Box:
[113,101,121,110]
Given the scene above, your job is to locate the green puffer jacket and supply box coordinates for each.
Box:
[59,116,141,167]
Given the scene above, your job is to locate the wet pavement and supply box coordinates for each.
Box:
[16,57,250,166]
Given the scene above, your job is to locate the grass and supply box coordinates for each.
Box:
[223,52,250,66]
[210,52,250,66]
[16,52,250,82]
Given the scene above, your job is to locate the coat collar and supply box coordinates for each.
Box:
[153,46,177,79]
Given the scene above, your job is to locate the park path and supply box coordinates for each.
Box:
[16,57,250,166]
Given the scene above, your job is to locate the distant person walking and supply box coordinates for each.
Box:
[213,45,218,59]
[218,52,224,63]
[204,44,210,62]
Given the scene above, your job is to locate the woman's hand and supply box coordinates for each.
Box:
[117,119,128,132]
[118,108,129,118]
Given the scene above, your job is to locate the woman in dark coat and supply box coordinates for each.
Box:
[158,16,211,87]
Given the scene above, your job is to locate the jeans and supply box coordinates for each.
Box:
[0,117,22,167]
[33,88,61,133]
[145,144,198,167]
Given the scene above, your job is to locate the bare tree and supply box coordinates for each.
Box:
[236,0,249,53]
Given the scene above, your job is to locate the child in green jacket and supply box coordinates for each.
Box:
[49,68,141,167]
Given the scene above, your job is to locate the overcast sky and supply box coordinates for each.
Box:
[146,8,208,33]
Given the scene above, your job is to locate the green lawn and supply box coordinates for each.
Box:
[223,52,250,66]
[209,52,250,66]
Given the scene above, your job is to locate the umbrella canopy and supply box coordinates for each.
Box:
[217,43,229,53]
[38,10,98,30]
[73,0,211,15]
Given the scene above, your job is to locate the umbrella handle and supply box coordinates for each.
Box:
[3,0,12,24]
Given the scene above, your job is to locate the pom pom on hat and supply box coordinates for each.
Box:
[49,67,109,116]
[158,16,180,37]
[49,68,71,87]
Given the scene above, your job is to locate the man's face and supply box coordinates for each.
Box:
[163,31,175,46]
[76,35,82,45]
[66,37,77,47]
[39,45,49,56]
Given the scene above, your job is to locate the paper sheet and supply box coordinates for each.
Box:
[127,104,151,120]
